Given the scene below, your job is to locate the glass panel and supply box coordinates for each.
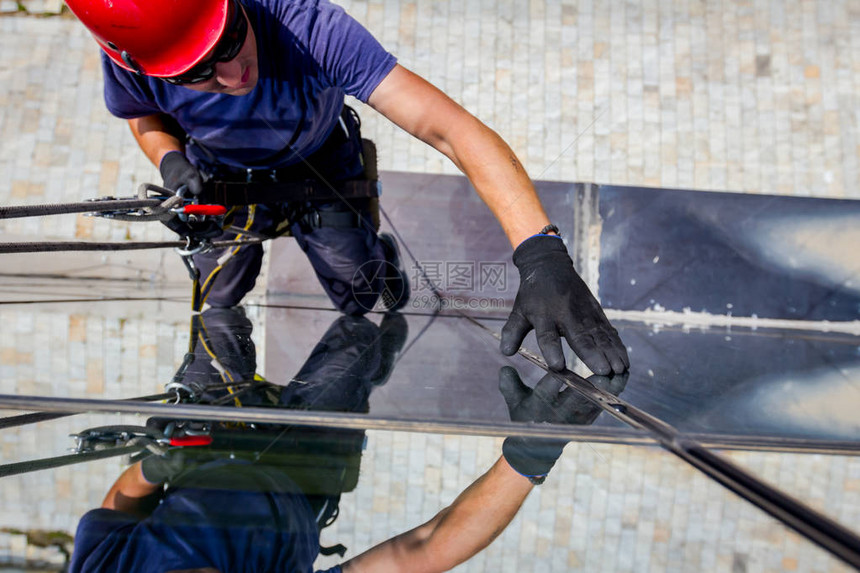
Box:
[613,320,860,447]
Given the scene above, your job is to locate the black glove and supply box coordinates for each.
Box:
[141,447,191,485]
[159,151,203,196]
[500,366,628,482]
[158,152,223,239]
[500,235,629,375]
[162,215,225,240]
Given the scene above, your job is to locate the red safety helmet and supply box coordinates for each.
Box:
[63,0,229,77]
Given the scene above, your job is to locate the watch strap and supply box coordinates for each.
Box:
[539,223,560,236]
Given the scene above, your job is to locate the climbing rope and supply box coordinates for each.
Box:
[0,237,262,254]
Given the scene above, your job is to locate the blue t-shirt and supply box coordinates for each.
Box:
[69,467,343,572]
[101,0,397,170]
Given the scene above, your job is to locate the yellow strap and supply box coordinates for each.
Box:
[198,205,257,308]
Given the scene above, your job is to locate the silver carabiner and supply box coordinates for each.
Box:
[165,381,197,403]
[175,236,211,257]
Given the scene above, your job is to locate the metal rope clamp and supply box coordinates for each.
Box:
[88,183,184,222]
[169,185,228,221]
[93,183,228,226]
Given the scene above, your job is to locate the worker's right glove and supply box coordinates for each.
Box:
[159,151,204,196]
[501,235,629,375]
[500,366,628,484]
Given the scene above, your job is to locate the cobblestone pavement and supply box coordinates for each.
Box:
[1,2,858,571]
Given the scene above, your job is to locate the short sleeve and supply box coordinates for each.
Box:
[69,509,137,573]
[306,2,397,102]
[101,53,163,119]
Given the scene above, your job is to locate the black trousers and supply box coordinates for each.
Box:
[192,107,389,315]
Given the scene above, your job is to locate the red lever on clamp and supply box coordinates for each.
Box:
[181,205,227,216]
[169,435,214,447]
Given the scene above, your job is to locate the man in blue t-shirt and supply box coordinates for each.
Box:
[71,453,535,573]
[64,0,629,376]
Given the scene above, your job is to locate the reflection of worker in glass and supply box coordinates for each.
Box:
[164,306,405,412]
[69,307,624,572]
[70,307,407,572]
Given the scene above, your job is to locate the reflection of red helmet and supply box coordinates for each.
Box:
[64,0,229,77]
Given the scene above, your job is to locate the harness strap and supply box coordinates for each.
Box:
[202,179,379,207]
[299,208,366,230]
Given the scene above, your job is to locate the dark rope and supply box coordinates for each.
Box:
[0,444,147,478]
[0,238,264,254]
[0,199,162,220]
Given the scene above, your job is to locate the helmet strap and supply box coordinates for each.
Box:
[121,51,144,76]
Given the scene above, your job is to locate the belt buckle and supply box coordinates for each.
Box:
[303,179,316,198]
[245,168,278,183]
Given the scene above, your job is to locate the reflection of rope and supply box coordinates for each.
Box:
[0,443,148,478]
[127,435,168,457]
[0,391,177,430]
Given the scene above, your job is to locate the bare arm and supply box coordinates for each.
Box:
[367,64,552,248]
[101,461,163,519]
[341,456,533,573]
[127,113,186,169]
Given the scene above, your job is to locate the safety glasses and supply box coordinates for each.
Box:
[163,0,249,85]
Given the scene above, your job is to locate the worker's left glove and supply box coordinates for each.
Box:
[500,235,629,375]
[162,215,225,241]
[500,366,628,483]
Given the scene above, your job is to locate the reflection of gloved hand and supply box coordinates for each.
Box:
[141,448,192,485]
[499,366,628,483]
[500,235,629,375]
[159,151,203,196]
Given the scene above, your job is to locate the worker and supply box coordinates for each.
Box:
[63,0,629,375]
